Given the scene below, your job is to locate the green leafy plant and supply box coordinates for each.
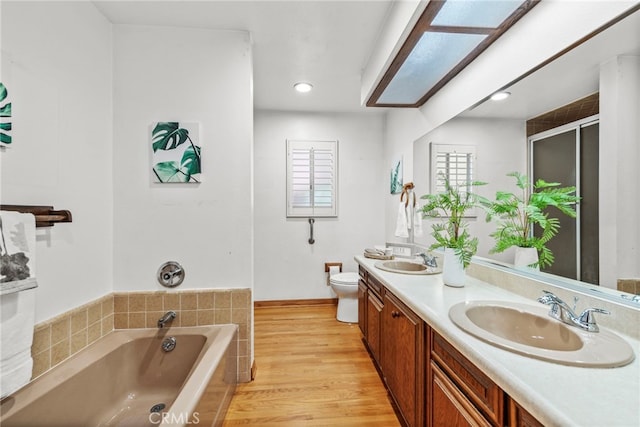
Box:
[152,122,201,183]
[0,82,12,145]
[486,172,580,268]
[421,176,487,268]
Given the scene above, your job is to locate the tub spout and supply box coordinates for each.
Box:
[157,311,176,328]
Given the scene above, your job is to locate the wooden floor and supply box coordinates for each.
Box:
[222,304,401,426]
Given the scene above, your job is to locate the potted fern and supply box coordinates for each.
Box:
[487,172,580,269]
[421,176,487,287]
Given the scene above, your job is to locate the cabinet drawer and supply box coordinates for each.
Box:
[431,362,492,427]
[431,331,503,426]
[358,264,367,280]
[508,399,544,427]
[367,274,384,300]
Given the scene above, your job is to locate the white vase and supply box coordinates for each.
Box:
[514,247,540,271]
[443,247,466,288]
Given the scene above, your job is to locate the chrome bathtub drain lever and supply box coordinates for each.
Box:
[162,336,176,352]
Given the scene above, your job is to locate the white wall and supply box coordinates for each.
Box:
[0,2,113,323]
[253,110,385,301]
[384,110,526,263]
[112,25,253,292]
[599,55,640,288]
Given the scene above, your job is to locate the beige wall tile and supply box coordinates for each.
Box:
[32,325,51,355]
[71,330,87,355]
[102,314,114,335]
[88,302,102,325]
[51,339,70,366]
[129,294,146,312]
[231,308,248,325]
[114,295,129,313]
[51,316,70,345]
[238,339,248,357]
[102,296,114,316]
[181,293,197,310]
[214,309,231,324]
[146,311,164,328]
[88,322,102,343]
[114,313,128,329]
[215,292,231,309]
[146,294,163,311]
[181,310,197,327]
[197,310,214,326]
[129,312,145,328]
[232,289,250,308]
[71,309,88,335]
[32,349,50,379]
[197,292,214,310]
[164,293,180,311]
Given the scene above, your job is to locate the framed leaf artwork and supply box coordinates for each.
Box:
[151,122,201,183]
[0,82,12,147]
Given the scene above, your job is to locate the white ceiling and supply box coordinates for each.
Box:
[92,0,394,113]
[92,1,640,119]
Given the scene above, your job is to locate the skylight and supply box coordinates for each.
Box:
[368,0,539,108]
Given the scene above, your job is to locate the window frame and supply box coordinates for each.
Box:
[286,139,338,218]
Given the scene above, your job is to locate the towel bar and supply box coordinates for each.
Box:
[0,205,72,227]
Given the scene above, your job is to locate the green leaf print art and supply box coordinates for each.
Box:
[151,122,201,183]
[0,82,12,146]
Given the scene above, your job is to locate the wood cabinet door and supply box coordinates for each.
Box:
[366,292,383,364]
[358,280,367,336]
[431,362,492,427]
[382,291,425,427]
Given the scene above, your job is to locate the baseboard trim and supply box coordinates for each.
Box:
[254,298,338,308]
[250,360,257,381]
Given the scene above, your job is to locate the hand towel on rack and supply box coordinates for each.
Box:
[394,202,409,238]
[413,204,424,237]
[0,210,37,398]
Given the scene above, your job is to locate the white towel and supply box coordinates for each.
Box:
[0,352,33,399]
[413,204,423,237]
[394,202,409,238]
[0,211,37,398]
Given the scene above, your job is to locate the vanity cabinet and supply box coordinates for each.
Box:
[356,264,542,427]
[429,329,503,426]
[381,291,425,427]
[358,266,384,366]
[508,400,544,427]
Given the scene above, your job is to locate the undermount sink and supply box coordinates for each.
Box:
[374,260,440,275]
[449,300,635,367]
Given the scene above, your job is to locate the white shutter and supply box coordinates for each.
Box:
[287,140,338,217]
[430,144,476,193]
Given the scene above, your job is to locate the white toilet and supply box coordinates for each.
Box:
[329,271,359,323]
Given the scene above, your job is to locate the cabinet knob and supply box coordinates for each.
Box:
[391,311,400,318]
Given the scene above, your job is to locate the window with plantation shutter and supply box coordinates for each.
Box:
[430,143,476,194]
[286,140,338,217]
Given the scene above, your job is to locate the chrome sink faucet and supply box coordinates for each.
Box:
[416,252,438,268]
[158,310,176,328]
[537,291,610,332]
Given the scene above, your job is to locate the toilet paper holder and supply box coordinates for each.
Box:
[325,262,342,286]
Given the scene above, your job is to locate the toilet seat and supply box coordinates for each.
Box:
[330,272,359,285]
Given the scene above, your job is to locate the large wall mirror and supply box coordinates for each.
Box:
[413,7,640,306]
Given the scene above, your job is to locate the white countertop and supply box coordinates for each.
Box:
[355,255,640,427]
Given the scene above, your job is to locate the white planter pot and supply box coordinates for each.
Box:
[514,247,540,270]
[443,247,466,288]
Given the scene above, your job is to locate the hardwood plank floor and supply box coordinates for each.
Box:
[222,304,401,426]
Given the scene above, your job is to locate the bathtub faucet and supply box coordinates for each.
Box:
[157,311,176,328]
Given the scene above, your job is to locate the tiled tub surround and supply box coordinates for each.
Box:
[30,289,252,382]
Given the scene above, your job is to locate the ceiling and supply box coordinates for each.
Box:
[463,6,640,120]
[92,0,393,113]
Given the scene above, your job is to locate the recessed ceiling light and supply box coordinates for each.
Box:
[294,82,313,93]
[490,91,511,101]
